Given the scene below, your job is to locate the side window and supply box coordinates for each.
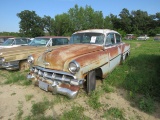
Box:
[62,38,69,44]
[15,39,26,45]
[52,38,68,46]
[115,34,121,43]
[106,33,115,45]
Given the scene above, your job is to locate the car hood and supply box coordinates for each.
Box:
[0,45,61,61]
[34,44,103,70]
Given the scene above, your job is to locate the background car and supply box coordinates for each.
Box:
[0,36,14,45]
[154,34,160,41]
[137,35,149,40]
[0,37,32,49]
[0,36,69,71]
[124,34,136,40]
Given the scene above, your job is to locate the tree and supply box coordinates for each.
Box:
[68,4,104,31]
[17,10,44,37]
[119,8,132,33]
[130,10,150,35]
[103,16,113,29]
[42,15,54,35]
[53,13,72,36]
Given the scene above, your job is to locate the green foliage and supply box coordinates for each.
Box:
[102,82,114,93]
[138,95,155,113]
[88,91,102,109]
[103,107,126,120]
[24,115,53,120]
[59,105,90,120]
[16,101,24,120]
[15,6,159,37]
[105,40,160,102]
[17,10,45,37]
[24,98,54,120]
[3,71,31,85]
[25,94,34,101]
[0,32,20,37]
[31,98,51,115]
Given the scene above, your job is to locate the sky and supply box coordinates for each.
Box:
[0,0,159,32]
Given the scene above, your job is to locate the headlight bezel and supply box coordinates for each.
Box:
[68,60,80,74]
[27,55,34,64]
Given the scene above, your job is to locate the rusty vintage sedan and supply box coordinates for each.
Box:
[27,29,130,98]
[0,36,69,70]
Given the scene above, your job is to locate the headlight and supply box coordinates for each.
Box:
[0,58,5,63]
[69,60,80,74]
[27,55,34,64]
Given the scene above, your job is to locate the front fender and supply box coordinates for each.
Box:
[64,50,109,78]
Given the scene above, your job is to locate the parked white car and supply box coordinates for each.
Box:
[137,35,149,40]
[0,37,32,49]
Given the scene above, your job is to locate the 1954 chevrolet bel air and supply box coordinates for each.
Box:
[0,36,69,70]
[27,29,130,99]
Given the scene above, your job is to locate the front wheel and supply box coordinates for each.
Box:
[87,70,96,94]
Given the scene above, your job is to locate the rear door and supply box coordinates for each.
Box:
[104,33,122,72]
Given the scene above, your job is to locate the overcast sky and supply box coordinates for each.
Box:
[0,0,159,32]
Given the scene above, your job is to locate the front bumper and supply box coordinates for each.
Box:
[2,61,19,70]
[27,66,85,99]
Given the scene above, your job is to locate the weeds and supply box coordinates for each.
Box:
[16,101,24,120]
[24,97,54,120]
[59,105,90,120]
[88,90,102,109]
[138,95,155,113]
[103,107,126,120]
[25,94,34,101]
[31,98,51,115]
[3,71,32,86]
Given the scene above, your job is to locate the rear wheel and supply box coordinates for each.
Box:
[87,70,96,94]
[19,60,30,71]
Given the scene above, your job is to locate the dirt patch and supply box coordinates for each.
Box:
[0,81,160,120]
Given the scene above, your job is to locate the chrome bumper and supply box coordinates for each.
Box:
[2,61,19,70]
[27,66,84,99]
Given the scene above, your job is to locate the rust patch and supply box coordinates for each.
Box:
[75,50,108,67]
[59,83,80,91]
[43,44,103,70]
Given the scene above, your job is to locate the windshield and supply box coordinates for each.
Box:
[28,38,50,46]
[1,39,14,46]
[69,33,105,45]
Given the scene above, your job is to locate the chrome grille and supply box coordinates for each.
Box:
[31,66,76,83]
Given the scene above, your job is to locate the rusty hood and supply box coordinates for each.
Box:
[34,44,103,70]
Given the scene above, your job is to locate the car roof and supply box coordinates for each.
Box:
[73,29,119,34]
[35,36,69,39]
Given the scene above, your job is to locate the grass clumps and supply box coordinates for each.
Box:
[59,105,90,120]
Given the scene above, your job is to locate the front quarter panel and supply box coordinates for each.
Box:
[63,50,109,79]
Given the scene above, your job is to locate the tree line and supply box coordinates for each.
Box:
[1,4,160,37]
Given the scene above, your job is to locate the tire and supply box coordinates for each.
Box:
[87,70,96,94]
[19,60,30,71]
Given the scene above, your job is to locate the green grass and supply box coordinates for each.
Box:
[138,94,155,113]
[25,94,34,101]
[104,39,160,113]
[103,107,126,120]
[3,71,32,86]
[24,97,54,120]
[88,90,102,109]
[59,105,90,120]
[16,101,24,120]
[31,98,52,115]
